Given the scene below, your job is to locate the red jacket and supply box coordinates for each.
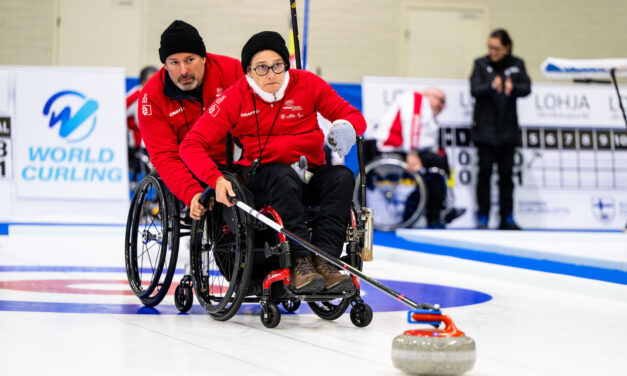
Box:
[138,53,243,206]
[126,87,142,147]
[180,69,367,188]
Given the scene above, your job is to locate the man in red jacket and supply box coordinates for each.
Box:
[138,20,243,217]
[180,31,367,294]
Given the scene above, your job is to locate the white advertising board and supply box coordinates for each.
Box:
[1,66,129,224]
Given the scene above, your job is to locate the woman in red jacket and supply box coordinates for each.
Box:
[180,31,367,294]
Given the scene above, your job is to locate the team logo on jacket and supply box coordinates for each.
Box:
[169,107,183,117]
[241,110,259,117]
[283,99,302,111]
[142,105,152,116]
[208,103,220,117]
[42,90,99,143]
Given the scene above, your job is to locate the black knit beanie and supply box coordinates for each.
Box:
[159,20,206,63]
[241,31,290,73]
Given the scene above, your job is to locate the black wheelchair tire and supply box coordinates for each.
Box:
[350,302,373,327]
[174,283,193,313]
[190,192,254,321]
[308,298,351,320]
[260,302,281,328]
[124,172,180,307]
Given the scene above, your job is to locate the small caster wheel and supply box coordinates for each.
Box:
[350,303,373,327]
[260,302,281,328]
[174,283,193,313]
[281,299,301,313]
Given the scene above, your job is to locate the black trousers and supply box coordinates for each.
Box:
[401,150,449,223]
[239,163,354,258]
[419,150,448,222]
[476,143,515,218]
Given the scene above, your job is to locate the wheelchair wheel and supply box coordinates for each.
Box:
[174,283,193,313]
[350,302,373,327]
[308,298,351,320]
[125,172,180,307]
[282,299,301,313]
[190,191,254,321]
[260,302,281,328]
[354,155,427,231]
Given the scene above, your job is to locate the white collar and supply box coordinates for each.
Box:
[246,71,290,103]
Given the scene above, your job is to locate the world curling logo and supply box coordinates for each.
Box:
[42,90,99,143]
[20,89,120,185]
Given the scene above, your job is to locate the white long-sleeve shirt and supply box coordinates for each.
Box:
[369,91,438,153]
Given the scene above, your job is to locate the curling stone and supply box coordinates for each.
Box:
[391,311,476,375]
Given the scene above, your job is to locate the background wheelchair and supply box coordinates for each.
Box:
[353,149,456,231]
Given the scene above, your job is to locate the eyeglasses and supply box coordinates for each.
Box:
[251,62,286,76]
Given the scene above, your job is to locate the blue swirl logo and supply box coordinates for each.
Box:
[42,90,99,143]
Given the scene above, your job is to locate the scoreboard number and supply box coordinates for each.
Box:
[0,116,11,179]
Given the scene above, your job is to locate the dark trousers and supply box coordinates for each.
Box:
[239,163,354,258]
[419,150,449,222]
[476,144,515,218]
[401,150,449,223]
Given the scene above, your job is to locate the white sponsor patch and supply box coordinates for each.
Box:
[169,107,183,117]
[141,105,152,116]
[240,110,259,117]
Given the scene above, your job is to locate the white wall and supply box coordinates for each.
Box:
[1,0,626,82]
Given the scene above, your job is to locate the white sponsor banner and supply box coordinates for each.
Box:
[362,76,627,230]
[13,67,128,200]
[363,76,627,129]
[0,71,9,114]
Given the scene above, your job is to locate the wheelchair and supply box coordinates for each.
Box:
[124,171,191,307]
[128,146,153,192]
[125,137,374,328]
[353,152,455,231]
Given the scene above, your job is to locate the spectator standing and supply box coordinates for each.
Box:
[470,29,530,230]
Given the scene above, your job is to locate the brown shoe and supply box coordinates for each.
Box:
[290,255,325,294]
[314,256,355,293]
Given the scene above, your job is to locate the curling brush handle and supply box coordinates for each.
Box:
[231,197,437,311]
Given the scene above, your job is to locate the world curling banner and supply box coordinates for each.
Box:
[362,76,627,230]
[0,66,128,224]
[14,68,127,200]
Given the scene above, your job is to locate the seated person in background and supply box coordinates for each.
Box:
[138,20,243,216]
[127,66,158,149]
[180,31,367,294]
[127,65,158,183]
[370,87,465,229]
